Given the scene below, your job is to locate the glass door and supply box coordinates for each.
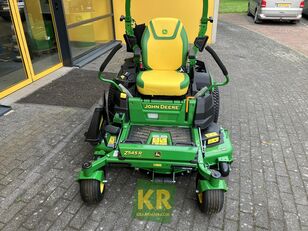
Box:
[63,0,114,60]
[0,0,63,99]
[0,0,30,94]
[21,0,62,80]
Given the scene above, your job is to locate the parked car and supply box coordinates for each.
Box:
[247,0,305,23]
[0,0,24,21]
[303,0,308,16]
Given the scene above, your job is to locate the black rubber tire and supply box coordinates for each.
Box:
[219,162,230,177]
[80,180,104,204]
[107,84,117,120]
[254,9,262,24]
[198,190,224,214]
[212,87,220,123]
[247,3,253,16]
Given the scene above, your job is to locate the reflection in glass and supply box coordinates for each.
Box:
[63,0,112,25]
[22,0,61,74]
[68,17,114,59]
[0,6,27,92]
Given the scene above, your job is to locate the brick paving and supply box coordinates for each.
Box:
[0,20,307,230]
[219,14,308,57]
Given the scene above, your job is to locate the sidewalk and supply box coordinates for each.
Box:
[0,20,307,231]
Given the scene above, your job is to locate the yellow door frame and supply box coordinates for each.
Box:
[0,0,63,99]
[31,0,63,81]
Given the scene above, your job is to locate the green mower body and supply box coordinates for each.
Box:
[78,0,234,215]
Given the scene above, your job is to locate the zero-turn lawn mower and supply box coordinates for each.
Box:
[78,0,233,214]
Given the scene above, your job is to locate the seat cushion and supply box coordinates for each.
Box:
[137,70,189,96]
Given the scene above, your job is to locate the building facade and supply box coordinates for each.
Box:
[0,0,217,99]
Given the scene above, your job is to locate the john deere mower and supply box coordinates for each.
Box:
[78,0,233,214]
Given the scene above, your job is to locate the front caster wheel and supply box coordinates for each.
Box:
[80,180,105,204]
[197,189,224,214]
[219,162,230,177]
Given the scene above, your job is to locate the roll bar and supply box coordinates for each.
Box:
[124,0,210,39]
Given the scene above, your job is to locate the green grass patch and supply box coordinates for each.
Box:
[219,0,248,13]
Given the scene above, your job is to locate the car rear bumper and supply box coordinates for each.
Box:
[260,8,303,20]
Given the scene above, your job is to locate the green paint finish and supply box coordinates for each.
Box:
[79,170,105,182]
[136,72,145,88]
[180,73,190,89]
[149,20,181,40]
[180,28,189,66]
[119,143,197,161]
[198,178,227,192]
[141,27,151,69]
[128,98,196,126]
[99,72,122,92]
[204,130,233,165]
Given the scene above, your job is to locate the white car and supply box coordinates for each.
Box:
[248,0,305,23]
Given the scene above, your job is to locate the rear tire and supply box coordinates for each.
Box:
[107,85,117,120]
[247,3,253,16]
[212,88,220,123]
[254,9,262,24]
[80,180,105,204]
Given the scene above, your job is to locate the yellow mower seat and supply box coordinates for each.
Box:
[137,18,189,96]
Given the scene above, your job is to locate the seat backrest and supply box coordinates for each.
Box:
[141,18,188,71]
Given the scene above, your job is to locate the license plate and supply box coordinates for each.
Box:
[277,3,291,7]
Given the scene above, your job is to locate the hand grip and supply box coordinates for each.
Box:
[205,46,228,76]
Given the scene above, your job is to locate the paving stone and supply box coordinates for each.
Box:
[48,212,74,231]
[0,201,25,223]
[45,198,70,221]
[69,204,95,229]
[36,219,53,231]
[277,176,292,194]
[225,198,239,221]
[1,214,27,231]
[284,212,301,231]
[267,198,284,221]
[296,204,308,227]
[22,206,49,229]
[223,219,238,231]
[239,193,253,214]
[80,219,99,231]
[280,193,297,214]
[239,212,253,231]
[292,186,308,206]
[254,205,269,230]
